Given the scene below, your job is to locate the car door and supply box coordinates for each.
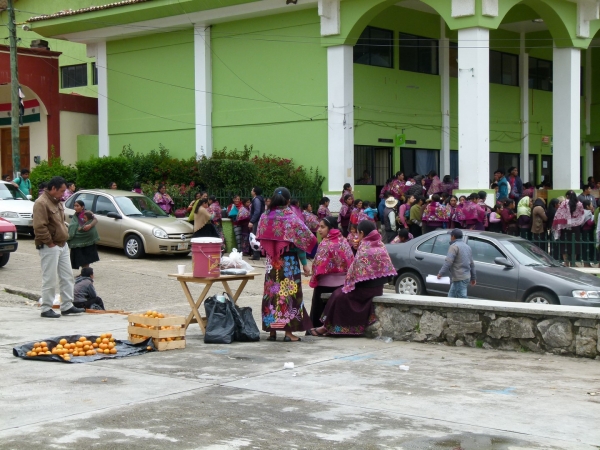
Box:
[65,193,97,227]
[466,236,517,301]
[416,233,452,296]
[92,195,122,247]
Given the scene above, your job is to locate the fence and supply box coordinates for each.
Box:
[513,229,597,266]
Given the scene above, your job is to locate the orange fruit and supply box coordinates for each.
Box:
[107,343,115,349]
[99,343,108,350]
[42,347,49,353]
[76,342,83,348]
[78,337,86,342]
[59,339,67,345]
[30,351,37,356]
[102,338,109,344]
[26,351,32,357]
[83,341,92,346]
[92,343,98,348]
[157,313,164,318]
[109,348,117,354]
[40,341,47,347]
[109,337,115,342]
[79,351,86,356]
[146,346,152,351]
[84,345,90,351]
[45,351,51,355]
[103,349,110,354]
[33,342,41,348]
[86,350,94,356]
[56,344,63,349]
[96,338,102,344]
[63,356,70,361]
[106,333,112,338]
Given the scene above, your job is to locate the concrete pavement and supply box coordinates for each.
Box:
[1,238,600,449]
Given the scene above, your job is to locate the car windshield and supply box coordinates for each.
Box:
[114,196,168,217]
[0,183,28,200]
[502,240,561,267]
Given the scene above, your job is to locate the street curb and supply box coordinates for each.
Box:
[0,284,40,301]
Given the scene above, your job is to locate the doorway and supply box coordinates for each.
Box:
[1,127,30,176]
[354,145,394,195]
[541,155,552,186]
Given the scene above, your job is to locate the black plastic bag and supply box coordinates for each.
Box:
[204,295,236,344]
[232,305,260,342]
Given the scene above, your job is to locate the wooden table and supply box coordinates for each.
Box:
[168,272,260,332]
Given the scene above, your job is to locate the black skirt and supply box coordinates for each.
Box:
[70,244,100,269]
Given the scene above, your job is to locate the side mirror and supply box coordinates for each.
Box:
[107,212,122,220]
[494,257,513,268]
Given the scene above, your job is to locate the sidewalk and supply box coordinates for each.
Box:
[1,302,600,449]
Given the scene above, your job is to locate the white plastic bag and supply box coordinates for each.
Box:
[221,249,254,272]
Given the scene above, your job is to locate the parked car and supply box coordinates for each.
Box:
[386,230,600,307]
[0,217,18,267]
[0,181,34,235]
[64,189,193,259]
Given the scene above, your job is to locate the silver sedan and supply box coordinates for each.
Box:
[386,230,600,307]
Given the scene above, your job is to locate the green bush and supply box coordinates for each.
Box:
[121,144,199,186]
[76,156,135,190]
[29,155,77,199]
[197,157,258,191]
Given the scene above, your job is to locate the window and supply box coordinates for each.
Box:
[417,236,435,254]
[399,33,438,75]
[529,57,552,92]
[449,42,458,78]
[92,62,98,86]
[61,64,88,89]
[401,148,439,177]
[450,150,458,180]
[467,238,504,264]
[489,153,520,185]
[94,196,118,215]
[67,193,96,211]
[431,234,451,256]
[490,50,518,86]
[354,26,393,68]
[354,145,393,187]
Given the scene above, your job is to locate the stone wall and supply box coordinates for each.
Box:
[366,295,600,359]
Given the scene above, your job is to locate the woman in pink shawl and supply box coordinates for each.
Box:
[458,193,486,230]
[551,191,585,266]
[307,216,354,329]
[337,194,354,237]
[422,194,450,233]
[256,187,317,342]
[427,174,444,196]
[309,220,396,337]
[339,183,352,203]
[440,175,455,196]
[153,184,174,215]
[389,171,407,199]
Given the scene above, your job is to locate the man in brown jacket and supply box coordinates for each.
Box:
[33,176,84,318]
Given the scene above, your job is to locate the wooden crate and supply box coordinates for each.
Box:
[128,313,186,351]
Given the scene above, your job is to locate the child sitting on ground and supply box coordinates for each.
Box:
[73,267,105,310]
[390,228,413,244]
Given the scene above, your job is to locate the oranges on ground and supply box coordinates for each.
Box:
[26,334,118,359]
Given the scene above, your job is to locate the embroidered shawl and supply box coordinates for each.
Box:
[338,203,352,223]
[342,230,397,294]
[440,182,455,195]
[153,192,174,212]
[208,201,222,222]
[551,199,585,239]
[309,229,354,288]
[256,206,317,260]
[390,233,413,244]
[422,202,450,222]
[317,205,330,219]
[379,184,390,199]
[290,204,304,221]
[389,179,407,198]
[516,196,531,218]
[347,231,358,247]
[339,189,353,203]
[302,210,320,232]
[236,205,251,221]
[427,176,443,195]
[457,201,485,224]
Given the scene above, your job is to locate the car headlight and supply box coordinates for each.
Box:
[3,232,15,240]
[0,211,19,218]
[572,290,600,299]
[152,227,168,239]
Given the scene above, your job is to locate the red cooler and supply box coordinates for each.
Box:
[191,238,222,278]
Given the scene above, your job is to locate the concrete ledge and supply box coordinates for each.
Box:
[368,293,600,359]
[374,293,600,319]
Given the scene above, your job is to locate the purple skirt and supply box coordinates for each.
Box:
[320,285,383,335]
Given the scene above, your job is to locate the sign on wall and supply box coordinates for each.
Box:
[0,99,41,126]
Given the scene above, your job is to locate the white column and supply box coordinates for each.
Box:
[458,27,489,189]
[519,32,530,182]
[552,47,581,190]
[96,42,109,157]
[194,26,212,158]
[327,45,354,192]
[439,18,451,177]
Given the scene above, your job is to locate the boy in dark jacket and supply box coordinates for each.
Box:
[73,267,105,310]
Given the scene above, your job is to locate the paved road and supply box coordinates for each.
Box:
[1,238,600,449]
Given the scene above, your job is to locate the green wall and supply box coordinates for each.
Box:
[106,30,195,158]
[77,134,99,160]
[211,9,327,173]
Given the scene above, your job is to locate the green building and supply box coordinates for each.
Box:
[25,0,600,202]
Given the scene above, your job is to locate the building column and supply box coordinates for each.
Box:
[96,42,109,157]
[327,45,354,192]
[519,32,530,183]
[585,48,593,179]
[552,47,581,190]
[194,26,212,158]
[439,18,451,177]
[458,27,489,189]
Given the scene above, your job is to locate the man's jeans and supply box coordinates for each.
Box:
[39,244,74,312]
[448,279,469,299]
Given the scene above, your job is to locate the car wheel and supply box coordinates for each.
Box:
[124,235,145,259]
[0,253,9,267]
[524,290,559,305]
[395,272,424,295]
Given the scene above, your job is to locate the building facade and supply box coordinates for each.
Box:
[26,0,600,198]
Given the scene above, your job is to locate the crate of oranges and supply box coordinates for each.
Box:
[128,310,186,351]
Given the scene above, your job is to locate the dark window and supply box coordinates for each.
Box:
[92,62,98,86]
[399,33,438,75]
[449,42,458,78]
[529,57,552,92]
[417,236,436,254]
[489,153,520,185]
[490,50,518,86]
[467,238,504,264]
[354,26,393,68]
[61,64,88,89]
[354,145,393,194]
[401,148,439,177]
[431,234,451,256]
[67,193,96,211]
[94,196,118,216]
[450,150,458,180]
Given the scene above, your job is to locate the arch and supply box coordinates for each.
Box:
[0,84,49,115]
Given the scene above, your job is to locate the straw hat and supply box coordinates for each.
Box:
[385,197,398,208]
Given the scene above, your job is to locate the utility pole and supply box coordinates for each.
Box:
[7,0,20,177]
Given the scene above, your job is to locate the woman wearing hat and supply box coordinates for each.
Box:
[383,196,399,243]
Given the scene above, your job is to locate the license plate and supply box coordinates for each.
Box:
[2,245,15,251]
[177,243,189,250]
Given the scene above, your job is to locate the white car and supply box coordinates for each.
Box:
[0,181,34,235]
